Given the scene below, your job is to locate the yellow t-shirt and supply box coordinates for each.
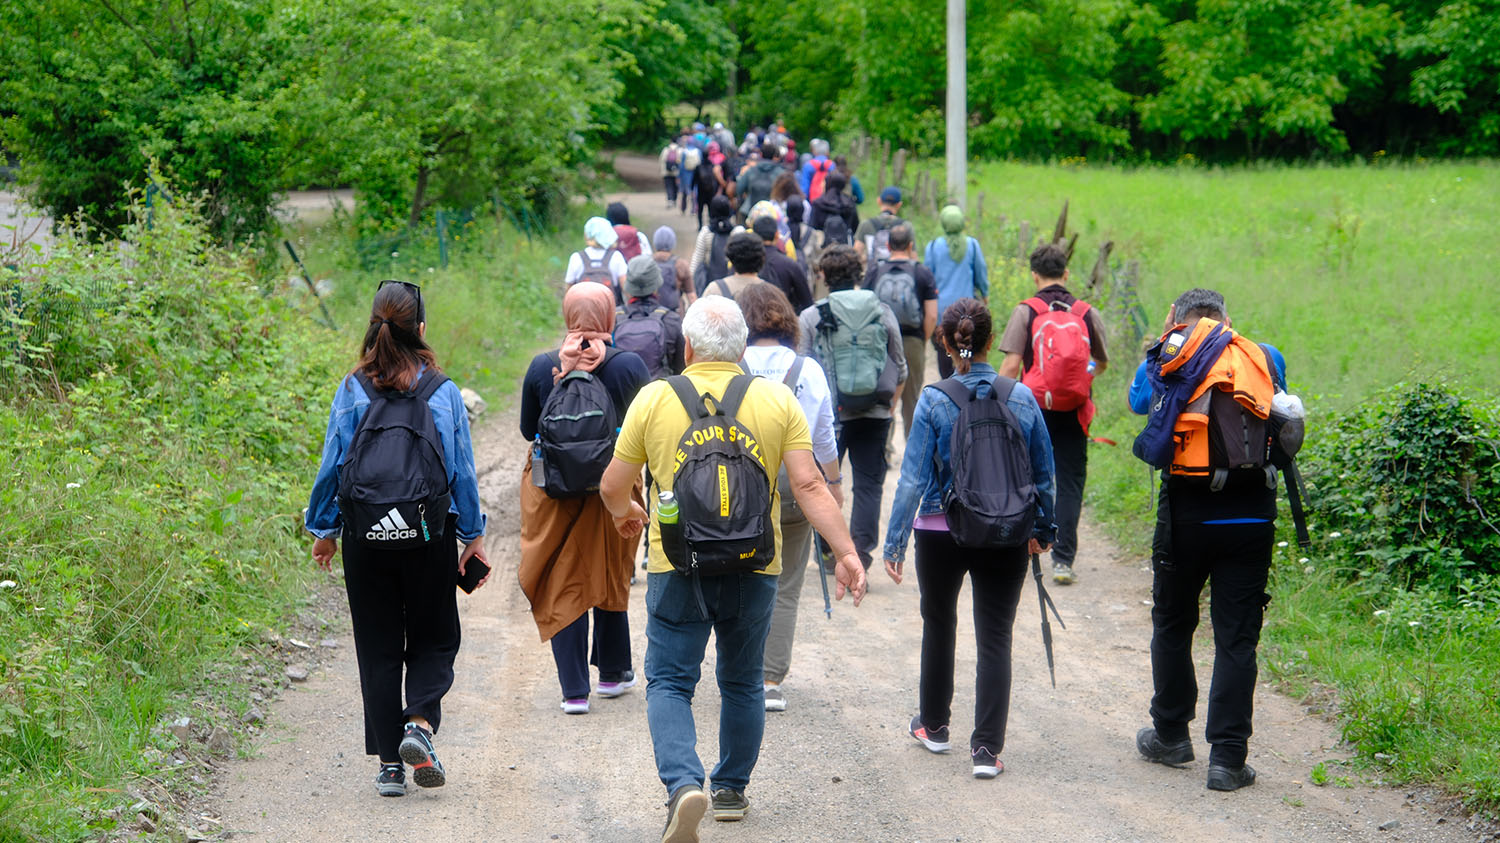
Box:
[614,361,812,575]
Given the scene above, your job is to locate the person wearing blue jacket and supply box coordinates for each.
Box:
[924,206,990,378]
[307,280,488,798]
[882,298,1057,781]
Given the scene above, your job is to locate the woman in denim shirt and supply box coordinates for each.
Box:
[882,298,1057,780]
[306,280,488,798]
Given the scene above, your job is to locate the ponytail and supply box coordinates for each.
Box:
[939,298,992,375]
[356,281,438,392]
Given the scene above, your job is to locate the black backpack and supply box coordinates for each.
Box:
[658,374,775,579]
[654,257,682,312]
[614,303,672,379]
[340,370,453,549]
[694,231,731,295]
[932,376,1037,549]
[534,349,620,498]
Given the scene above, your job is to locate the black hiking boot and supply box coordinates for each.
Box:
[1136,727,1194,767]
[1206,763,1257,791]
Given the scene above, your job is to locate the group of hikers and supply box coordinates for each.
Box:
[305,131,1306,842]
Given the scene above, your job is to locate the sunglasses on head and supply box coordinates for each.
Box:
[376,279,424,322]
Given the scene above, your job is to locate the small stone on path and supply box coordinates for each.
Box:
[285,665,309,682]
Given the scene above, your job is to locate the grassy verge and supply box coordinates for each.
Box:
[0,190,569,839]
[899,159,1500,811]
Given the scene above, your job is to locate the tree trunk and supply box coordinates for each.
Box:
[408,165,430,230]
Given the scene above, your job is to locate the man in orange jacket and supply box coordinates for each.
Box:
[1130,288,1287,793]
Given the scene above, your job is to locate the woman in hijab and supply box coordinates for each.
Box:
[923,205,991,378]
[689,194,741,293]
[519,283,650,715]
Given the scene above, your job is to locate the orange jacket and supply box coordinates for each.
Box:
[1160,318,1275,477]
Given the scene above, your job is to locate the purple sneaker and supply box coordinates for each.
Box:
[596,670,637,698]
[560,698,590,714]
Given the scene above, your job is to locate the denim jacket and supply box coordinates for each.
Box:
[305,371,487,543]
[883,363,1057,564]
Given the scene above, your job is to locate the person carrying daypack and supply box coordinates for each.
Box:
[566,217,629,302]
[614,255,686,380]
[519,283,650,716]
[695,144,724,227]
[800,139,835,200]
[862,223,938,439]
[997,243,1108,586]
[679,138,702,215]
[606,202,650,262]
[736,143,784,218]
[1127,287,1297,794]
[855,186,905,265]
[307,280,489,798]
[808,171,859,236]
[881,297,1057,781]
[661,138,682,207]
[598,295,866,836]
[651,226,692,314]
[798,244,907,572]
[690,195,737,294]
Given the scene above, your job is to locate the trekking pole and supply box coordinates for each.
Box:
[813,530,832,619]
[1030,553,1066,688]
[283,240,338,330]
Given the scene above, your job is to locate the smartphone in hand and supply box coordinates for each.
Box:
[457,558,491,594]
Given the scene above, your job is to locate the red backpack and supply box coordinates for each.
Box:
[807,160,832,201]
[612,225,643,260]
[1021,297,1094,411]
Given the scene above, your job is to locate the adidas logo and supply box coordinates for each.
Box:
[367,507,419,542]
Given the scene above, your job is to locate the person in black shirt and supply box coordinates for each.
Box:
[752,214,814,314]
[861,223,938,438]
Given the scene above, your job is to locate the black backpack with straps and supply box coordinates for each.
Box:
[932,376,1037,549]
[339,370,452,549]
[534,348,620,498]
[657,373,775,577]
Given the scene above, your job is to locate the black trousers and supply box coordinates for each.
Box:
[1149,520,1274,767]
[342,516,462,762]
[664,175,679,203]
[551,608,633,700]
[836,416,892,568]
[1042,409,1088,566]
[914,530,1029,754]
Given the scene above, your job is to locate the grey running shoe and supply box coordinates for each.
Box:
[1207,763,1257,791]
[909,714,951,753]
[972,747,1004,779]
[763,685,787,712]
[711,788,750,822]
[398,722,446,788]
[375,763,406,797]
[1136,727,1195,767]
[662,785,708,843]
[1052,562,1077,585]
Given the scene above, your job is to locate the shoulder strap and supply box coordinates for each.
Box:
[1259,343,1285,392]
[1069,300,1092,318]
[783,355,805,388]
[717,373,756,419]
[715,278,733,298]
[932,378,972,408]
[1023,297,1048,316]
[667,375,707,420]
[353,370,376,397]
[988,375,1018,405]
[414,369,450,401]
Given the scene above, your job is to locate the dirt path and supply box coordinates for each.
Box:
[215,174,1479,842]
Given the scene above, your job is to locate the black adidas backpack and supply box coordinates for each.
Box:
[658,374,775,577]
[340,370,453,550]
[535,348,620,498]
[932,377,1037,549]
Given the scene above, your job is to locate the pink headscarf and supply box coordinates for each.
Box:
[553,283,616,383]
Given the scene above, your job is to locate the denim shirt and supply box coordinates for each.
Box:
[883,363,1057,564]
[305,372,487,543]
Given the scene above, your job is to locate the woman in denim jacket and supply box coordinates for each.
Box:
[882,298,1057,780]
[306,280,488,798]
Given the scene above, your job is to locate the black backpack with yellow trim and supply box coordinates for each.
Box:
[658,373,775,578]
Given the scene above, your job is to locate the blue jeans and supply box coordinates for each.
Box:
[645,571,778,796]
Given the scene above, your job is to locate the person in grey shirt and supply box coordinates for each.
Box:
[797,244,907,571]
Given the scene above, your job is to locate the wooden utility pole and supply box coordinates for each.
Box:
[946,0,967,208]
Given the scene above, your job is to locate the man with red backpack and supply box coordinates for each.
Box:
[997,243,1109,585]
[798,139,835,201]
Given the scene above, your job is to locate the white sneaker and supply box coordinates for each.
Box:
[560,698,590,715]
[596,671,637,698]
[764,685,787,712]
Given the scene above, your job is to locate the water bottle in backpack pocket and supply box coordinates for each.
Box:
[535,348,620,498]
[932,377,1037,549]
[340,371,453,549]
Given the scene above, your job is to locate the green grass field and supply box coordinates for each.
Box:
[899,158,1500,809]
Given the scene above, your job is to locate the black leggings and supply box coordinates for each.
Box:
[342,516,462,762]
[913,529,1028,755]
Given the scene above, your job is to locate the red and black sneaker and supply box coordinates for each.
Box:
[398,722,446,788]
[909,714,951,753]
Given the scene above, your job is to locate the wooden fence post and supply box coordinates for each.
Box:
[893,148,908,186]
[1018,221,1032,264]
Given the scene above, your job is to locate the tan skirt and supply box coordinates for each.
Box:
[517,460,642,641]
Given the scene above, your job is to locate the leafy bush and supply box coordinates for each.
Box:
[1302,384,1500,591]
[0,188,342,839]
